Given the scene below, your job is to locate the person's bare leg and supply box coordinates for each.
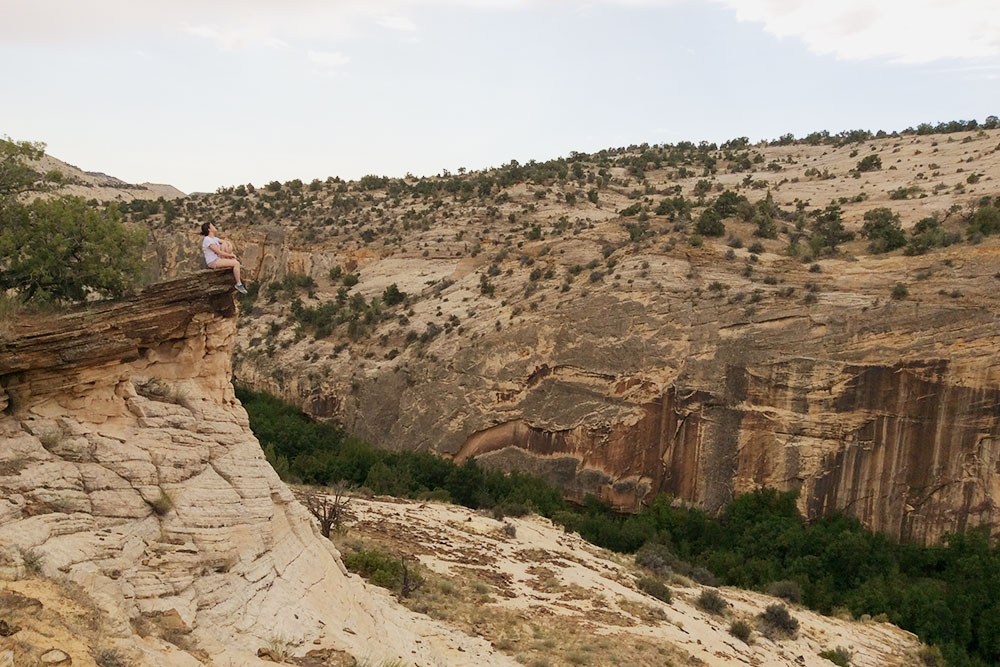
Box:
[221,239,235,255]
[214,258,242,284]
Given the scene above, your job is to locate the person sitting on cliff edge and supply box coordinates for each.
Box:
[200,222,248,294]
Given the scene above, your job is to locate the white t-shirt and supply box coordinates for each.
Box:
[202,236,221,265]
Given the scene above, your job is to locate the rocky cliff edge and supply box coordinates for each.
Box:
[0,271,510,665]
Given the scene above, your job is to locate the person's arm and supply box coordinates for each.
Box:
[209,242,236,259]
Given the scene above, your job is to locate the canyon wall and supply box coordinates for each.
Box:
[227,244,1000,546]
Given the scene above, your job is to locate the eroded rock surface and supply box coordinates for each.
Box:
[106,128,1000,545]
[0,272,513,665]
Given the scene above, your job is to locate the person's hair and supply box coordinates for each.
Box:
[200,222,212,236]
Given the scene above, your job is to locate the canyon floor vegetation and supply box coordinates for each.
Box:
[242,386,1000,667]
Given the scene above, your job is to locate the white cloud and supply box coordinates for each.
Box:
[308,49,352,74]
[4,0,998,64]
[184,24,288,51]
[376,14,418,31]
[711,0,1000,63]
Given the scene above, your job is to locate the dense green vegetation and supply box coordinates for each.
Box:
[0,138,145,303]
[242,386,1000,667]
[239,386,565,515]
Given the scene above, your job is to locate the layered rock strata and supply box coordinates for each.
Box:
[0,272,510,665]
[233,246,1000,546]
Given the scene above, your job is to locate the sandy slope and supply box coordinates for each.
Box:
[336,495,925,667]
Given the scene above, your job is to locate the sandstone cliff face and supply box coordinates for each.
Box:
[127,128,1000,545]
[0,272,511,665]
[230,242,1000,547]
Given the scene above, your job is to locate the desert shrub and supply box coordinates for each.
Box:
[636,576,672,604]
[809,203,853,253]
[760,603,799,637]
[729,619,753,643]
[695,208,725,237]
[382,283,406,306]
[887,186,917,200]
[690,567,718,586]
[636,542,683,577]
[905,216,960,255]
[479,274,495,296]
[917,645,946,667]
[697,589,728,615]
[967,201,1000,239]
[95,648,130,667]
[416,488,452,503]
[342,273,359,287]
[493,502,533,520]
[19,547,44,574]
[856,154,882,172]
[766,580,802,604]
[753,214,777,239]
[891,283,909,300]
[712,190,748,218]
[819,647,851,666]
[239,388,1000,667]
[620,203,642,217]
[343,547,403,589]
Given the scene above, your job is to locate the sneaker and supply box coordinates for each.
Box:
[234,283,248,294]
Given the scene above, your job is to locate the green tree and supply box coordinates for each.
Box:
[695,208,726,237]
[861,208,906,253]
[856,154,882,172]
[0,138,146,302]
[382,283,406,306]
[810,203,853,253]
[0,138,46,198]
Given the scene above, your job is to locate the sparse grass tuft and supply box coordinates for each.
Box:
[729,619,753,643]
[36,425,64,451]
[95,647,131,667]
[18,546,44,574]
[819,646,851,666]
[266,635,293,661]
[149,491,172,516]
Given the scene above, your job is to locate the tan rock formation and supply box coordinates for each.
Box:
[0,272,513,665]
[227,242,1000,546]
[91,127,1000,544]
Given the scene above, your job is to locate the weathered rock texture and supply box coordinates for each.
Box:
[232,240,1000,547]
[109,127,1000,545]
[0,272,512,665]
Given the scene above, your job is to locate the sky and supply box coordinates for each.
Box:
[2,0,999,194]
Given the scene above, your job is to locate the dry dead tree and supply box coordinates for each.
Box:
[400,556,424,598]
[301,482,353,538]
